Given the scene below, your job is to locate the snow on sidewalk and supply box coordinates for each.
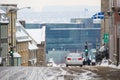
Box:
[98,59,120,69]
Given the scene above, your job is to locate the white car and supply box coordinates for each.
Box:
[66,53,83,67]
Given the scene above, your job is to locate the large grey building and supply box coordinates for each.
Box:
[26,18,101,54]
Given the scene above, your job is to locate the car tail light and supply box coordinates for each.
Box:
[67,58,71,60]
[78,58,82,60]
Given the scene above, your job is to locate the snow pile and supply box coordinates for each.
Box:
[79,70,98,80]
[100,59,120,69]
[100,59,109,66]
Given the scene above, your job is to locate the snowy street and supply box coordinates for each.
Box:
[0,65,120,80]
[0,66,98,80]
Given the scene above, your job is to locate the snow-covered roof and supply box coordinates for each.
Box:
[26,26,45,44]
[29,42,38,50]
[16,22,32,42]
[13,52,21,58]
[16,30,32,42]
[16,21,39,51]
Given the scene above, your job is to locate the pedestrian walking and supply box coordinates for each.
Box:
[83,59,86,65]
[87,58,91,65]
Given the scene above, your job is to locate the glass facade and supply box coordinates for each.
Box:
[45,23,101,53]
[26,22,101,53]
[26,18,101,53]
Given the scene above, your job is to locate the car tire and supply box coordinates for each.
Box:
[80,65,83,67]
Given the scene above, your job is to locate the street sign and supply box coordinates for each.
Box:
[104,34,109,43]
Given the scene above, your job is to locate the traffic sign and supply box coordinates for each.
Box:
[104,34,109,43]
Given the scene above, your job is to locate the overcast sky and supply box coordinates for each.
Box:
[0,0,101,22]
[1,0,101,12]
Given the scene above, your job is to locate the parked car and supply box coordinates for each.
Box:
[65,53,83,67]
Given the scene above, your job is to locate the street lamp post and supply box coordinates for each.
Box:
[8,6,30,66]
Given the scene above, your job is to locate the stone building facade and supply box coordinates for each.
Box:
[101,0,120,65]
[0,8,9,66]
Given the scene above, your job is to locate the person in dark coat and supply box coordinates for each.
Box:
[87,58,91,66]
[83,59,86,65]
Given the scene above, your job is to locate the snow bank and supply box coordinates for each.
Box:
[99,59,120,69]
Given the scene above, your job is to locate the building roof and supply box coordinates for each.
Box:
[16,22,32,42]
[26,26,45,44]
[29,42,38,50]
[16,21,39,50]
[16,30,32,42]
